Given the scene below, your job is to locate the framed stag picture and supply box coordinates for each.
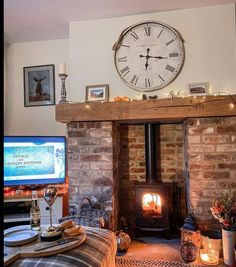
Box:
[23,64,55,107]
[85,84,109,102]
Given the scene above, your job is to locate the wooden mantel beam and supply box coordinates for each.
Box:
[55,95,236,123]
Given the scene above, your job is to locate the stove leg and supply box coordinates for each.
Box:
[135,228,141,238]
[165,228,171,240]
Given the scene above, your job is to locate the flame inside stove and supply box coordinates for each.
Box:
[142,193,162,216]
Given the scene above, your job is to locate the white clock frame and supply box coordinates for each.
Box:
[113,21,185,92]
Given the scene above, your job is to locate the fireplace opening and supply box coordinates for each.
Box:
[134,123,183,238]
[142,193,162,217]
[118,122,186,237]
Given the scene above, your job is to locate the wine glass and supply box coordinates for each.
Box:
[43,187,58,231]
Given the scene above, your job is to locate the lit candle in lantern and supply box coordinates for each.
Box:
[200,248,219,266]
[59,62,67,74]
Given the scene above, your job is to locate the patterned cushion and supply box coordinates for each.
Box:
[10,227,117,267]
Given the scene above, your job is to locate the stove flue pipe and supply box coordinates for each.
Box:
[145,123,158,183]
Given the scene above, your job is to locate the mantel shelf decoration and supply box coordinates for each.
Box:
[58,62,68,104]
[55,94,236,124]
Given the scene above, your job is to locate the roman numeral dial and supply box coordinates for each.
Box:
[130,75,139,85]
[117,56,127,62]
[130,30,139,40]
[113,21,185,92]
[144,25,151,36]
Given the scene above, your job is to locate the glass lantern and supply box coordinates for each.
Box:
[180,213,201,263]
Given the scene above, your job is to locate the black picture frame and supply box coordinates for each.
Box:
[23,64,55,107]
[187,82,209,96]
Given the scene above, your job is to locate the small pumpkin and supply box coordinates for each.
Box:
[121,96,130,102]
[113,96,122,102]
[115,230,131,252]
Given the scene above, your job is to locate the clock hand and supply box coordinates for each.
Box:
[139,48,150,70]
[140,49,168,70]
[140,55,168,59]
[148,56,168,59]
[139,56,149,70]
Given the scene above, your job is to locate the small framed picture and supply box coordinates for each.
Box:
[23,64,55,107]
[85,84,109,102]
[187,82,209,96]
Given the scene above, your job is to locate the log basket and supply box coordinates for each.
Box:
[59,197,107,228]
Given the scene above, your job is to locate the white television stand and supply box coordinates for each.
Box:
[4,191,64,229]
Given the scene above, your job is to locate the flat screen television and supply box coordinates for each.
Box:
[4,136,66,187]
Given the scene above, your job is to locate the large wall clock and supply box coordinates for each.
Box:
[113,21,185,92]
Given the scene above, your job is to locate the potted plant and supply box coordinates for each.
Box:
[211,194,236,265]
[211,194,236,230]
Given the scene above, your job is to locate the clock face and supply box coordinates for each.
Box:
[114,21,185,92]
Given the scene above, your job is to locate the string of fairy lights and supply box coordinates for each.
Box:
[78,91,236,111]
[59,86,235,111]
[166,90,236,109]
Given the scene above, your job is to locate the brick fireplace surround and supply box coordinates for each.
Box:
[56,95,236,233]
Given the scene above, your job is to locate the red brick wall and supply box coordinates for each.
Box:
[185,117,236,231]
[67,121,119,231]
[118,125,145,230]
[160,124,185,185]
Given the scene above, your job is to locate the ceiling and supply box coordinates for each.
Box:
[4,0,235,43]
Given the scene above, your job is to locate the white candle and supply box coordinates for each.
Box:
[59,62,67,74]
[200,249,219,265]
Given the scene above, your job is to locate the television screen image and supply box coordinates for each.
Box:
[4,136,66,187]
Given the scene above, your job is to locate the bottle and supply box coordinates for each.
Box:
[30,190,41,231]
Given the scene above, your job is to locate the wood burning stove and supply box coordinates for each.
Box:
[135,183,174,234]
[135,123,176,237]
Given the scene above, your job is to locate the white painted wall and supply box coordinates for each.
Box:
[4,44,8,121]
[69,4,236,102]
[4,4,236,136]
[4,39,69,136]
